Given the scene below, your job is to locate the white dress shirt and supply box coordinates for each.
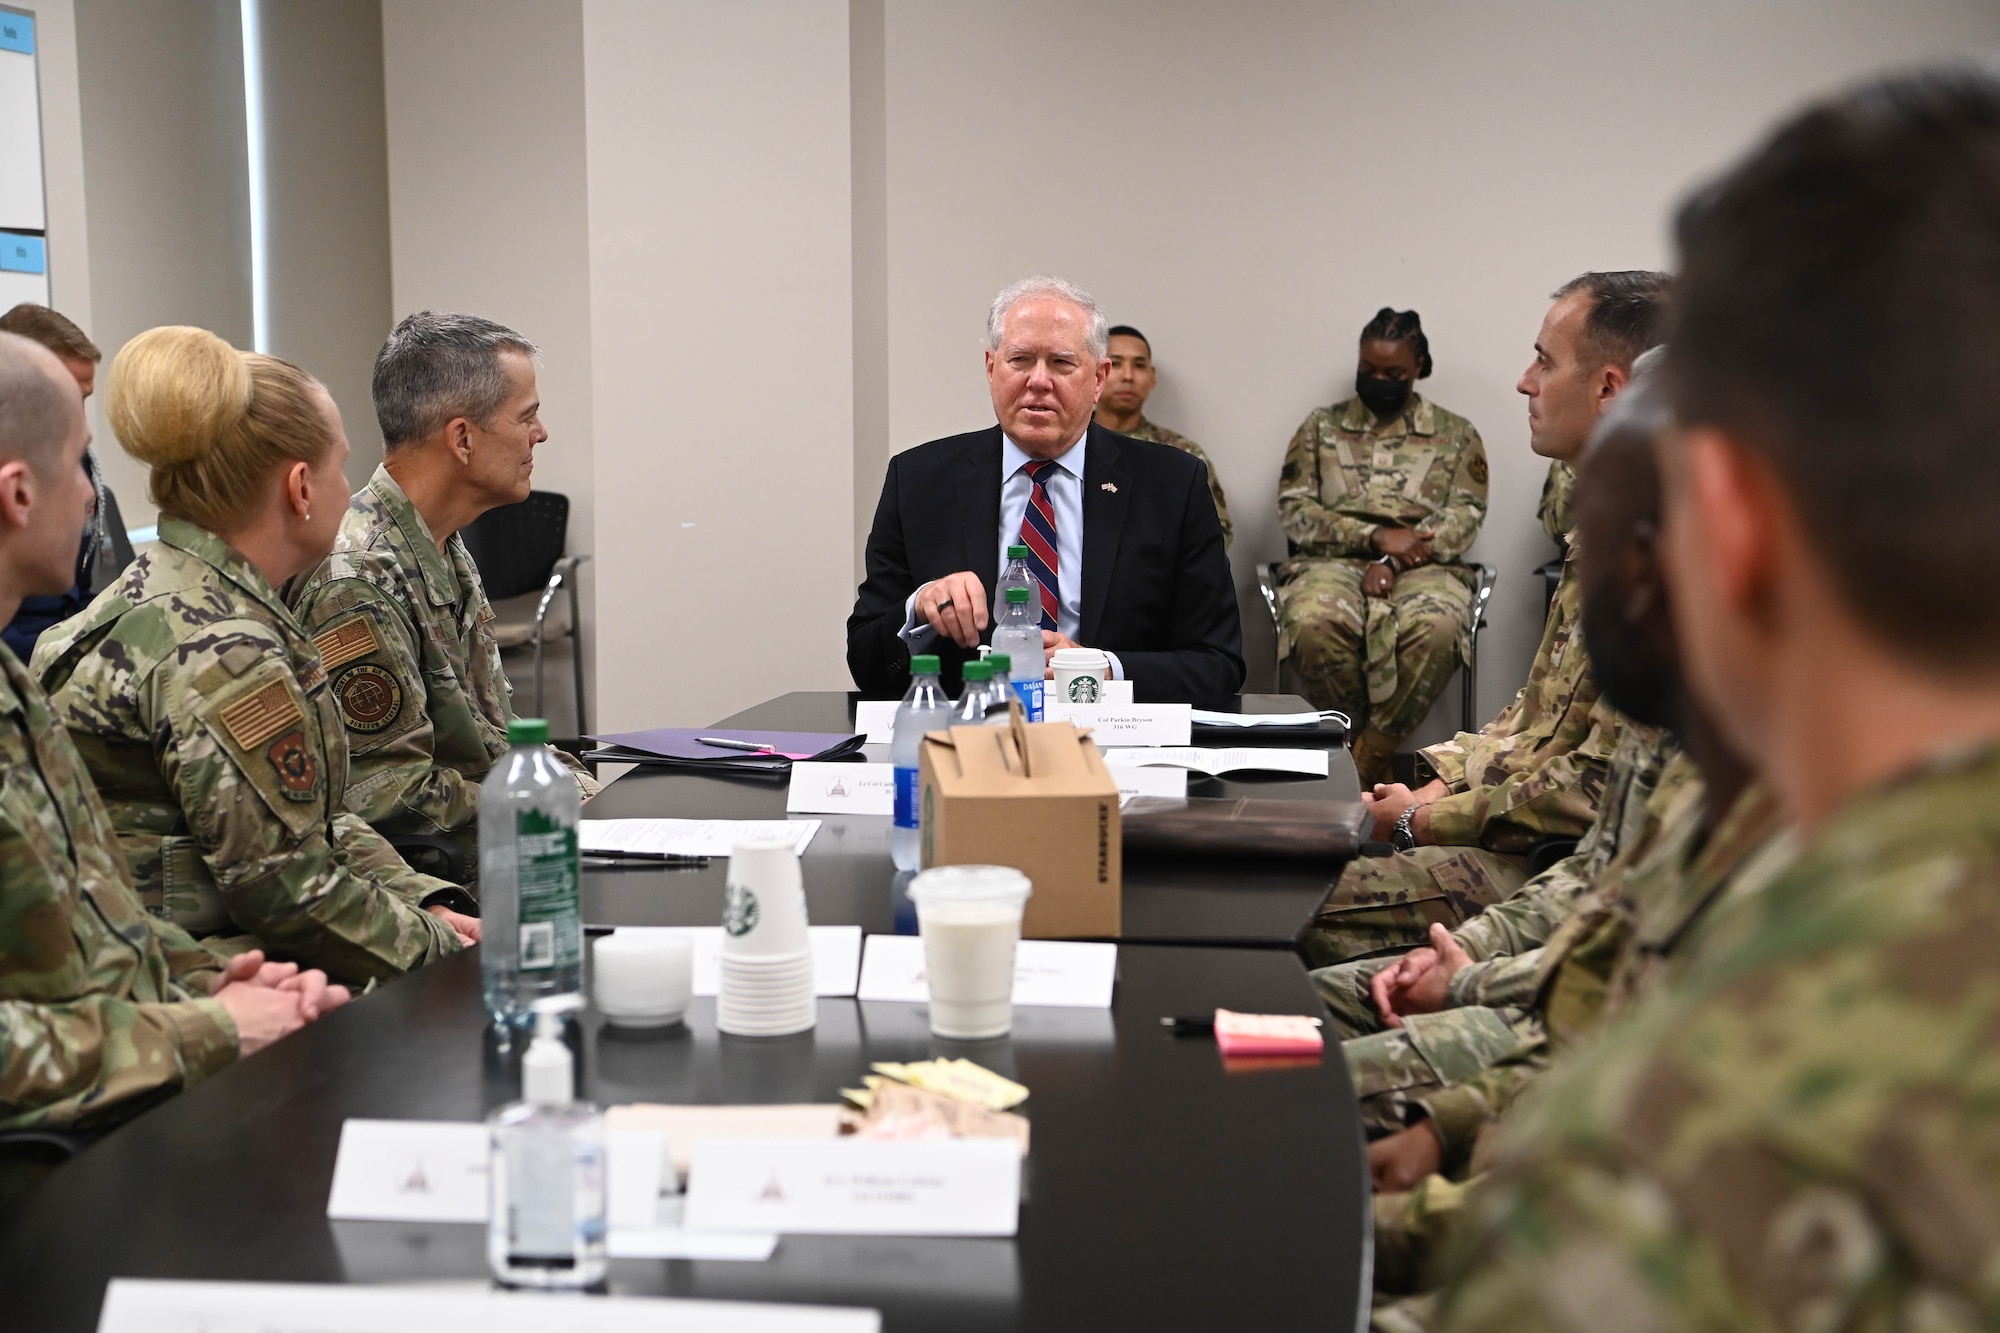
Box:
[900,429,1123,679]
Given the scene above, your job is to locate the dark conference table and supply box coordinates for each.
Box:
[0,945,1371,1333]
[584,692,1368,950]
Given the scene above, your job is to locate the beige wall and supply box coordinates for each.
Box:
[72,0,252,525]
[581,0,856,731]
[381,0,598,731]
[258,0,393,485]
[877,0,2000,730]
[28,0,90,337]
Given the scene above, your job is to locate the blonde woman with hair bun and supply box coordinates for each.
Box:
[33,326,481,986]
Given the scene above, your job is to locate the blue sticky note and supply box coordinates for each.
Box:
[0,233,45,274]
[0,13,34,55]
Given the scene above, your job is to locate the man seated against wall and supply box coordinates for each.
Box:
[1275,308,1489,788]
[1299,272,1671,969]
[847,275,1244,704]
[0,304,134,661]
[0,331,346,1154]
[1091,324,1234,549]
[288,313,596,883]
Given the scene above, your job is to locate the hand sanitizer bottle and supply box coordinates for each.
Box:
[487,995,607,1288]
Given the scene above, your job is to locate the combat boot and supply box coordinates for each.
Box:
[1350,726,1399,790]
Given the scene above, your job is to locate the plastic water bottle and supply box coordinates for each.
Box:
[953,659,996,725]
[990,585,1045,720]
[999,544,1034,609]
[984,652,1016,725]
[480,718,584,1029]
[891,654,950,871]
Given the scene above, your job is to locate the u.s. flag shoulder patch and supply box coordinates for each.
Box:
[218,678,303,751]
[313,615,378,672]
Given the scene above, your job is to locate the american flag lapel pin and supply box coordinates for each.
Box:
[1101,482,1118,493]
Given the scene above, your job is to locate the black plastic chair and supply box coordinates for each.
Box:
[458,492,589,732]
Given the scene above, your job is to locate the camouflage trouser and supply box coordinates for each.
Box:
[1344,1005,1543,1139]
[1277,559,1472,745]
[1372,1173,1485,1307]
[1298,845,1529,968]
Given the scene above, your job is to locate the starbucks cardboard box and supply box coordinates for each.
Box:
[918,717,1122,938]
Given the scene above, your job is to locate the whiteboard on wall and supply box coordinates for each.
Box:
[0,6,43,234]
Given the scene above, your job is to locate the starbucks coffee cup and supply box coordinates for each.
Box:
[1050,647,1112,705]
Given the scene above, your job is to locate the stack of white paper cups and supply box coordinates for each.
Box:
[716,828,816,1036]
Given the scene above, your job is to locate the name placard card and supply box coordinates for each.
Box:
[326,1119,487,1223]
[786,762,896,815]
[97,1279,879,1333]
[1115,765,1187,806]
[684,1138,1020,1237]
[857,935,1117,1008]
[1043,702,1191,747]
[854,699,898,743]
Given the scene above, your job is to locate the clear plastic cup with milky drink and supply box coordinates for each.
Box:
[906,866,1033,1039]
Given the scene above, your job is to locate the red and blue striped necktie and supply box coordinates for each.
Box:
[1018,459,1061,632]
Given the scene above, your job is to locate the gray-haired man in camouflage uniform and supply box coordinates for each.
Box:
[0,334,346,1142]
[1300,274,1671,969]
[1440,69,2000,1332]
[1092,325,1233,547]
[288,313,596,881]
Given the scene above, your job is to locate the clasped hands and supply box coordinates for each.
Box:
[1363,527,1436,597]
[1362,921,1475,1192]
[208,948,353,1055]
[916,572,1082,673]
[1361,777,1447,843]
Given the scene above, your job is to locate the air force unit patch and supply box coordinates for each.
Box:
[265,728,320,801]
[335,663,403,734]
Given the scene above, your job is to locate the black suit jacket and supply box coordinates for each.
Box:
[847,423,1245,705]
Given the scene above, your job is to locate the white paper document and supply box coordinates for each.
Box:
[97,1279,877,1333]
[1191,707,1340,728]
[324,1120,780,1261]
[1042,702,1192,746]
[580,818,820,858]
[605,925,862,997]
[857,935,1117,1008]
[685,1138,1021,1237]
[853,699,899,743]
[1099,746,1330,778]
[786,762,895,815]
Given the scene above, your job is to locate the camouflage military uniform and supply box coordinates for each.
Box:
[1535,461,1575,547]
[1275,395,1488,746]
[0,642,238,1133]
[1325,727,1681,1140]
[33,519,464,987]
[1433,745,1998,1332]
[1299,536,1623,967]
[286,466,597,879]
[1369,782,1790,1312]
[1118,417,1232,548]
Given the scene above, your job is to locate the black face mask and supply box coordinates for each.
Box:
[1355,373,1412,417]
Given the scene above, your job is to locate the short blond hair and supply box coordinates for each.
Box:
[106,326,334,533]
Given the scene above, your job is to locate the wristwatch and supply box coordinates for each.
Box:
[1391,805,1420,852]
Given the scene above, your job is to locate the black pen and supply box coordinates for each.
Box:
[1160,1015,1323,1035]
[582,850,710,865]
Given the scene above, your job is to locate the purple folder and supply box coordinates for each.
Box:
[587,728,864,763]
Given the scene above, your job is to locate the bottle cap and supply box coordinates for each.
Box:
[986,653,1011,673]
[909,654,941,675]
[1007,544,1030,560]
[962,660,992,682]
[508,718,550,746]
[523,995,583,1107]
[1004,587,1031,604]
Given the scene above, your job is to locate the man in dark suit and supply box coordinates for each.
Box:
[848,275,1243,704]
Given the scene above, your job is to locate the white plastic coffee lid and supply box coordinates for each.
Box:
[1049,647,1109,669]
[731,828,800,853]
[907,864,1033,906]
